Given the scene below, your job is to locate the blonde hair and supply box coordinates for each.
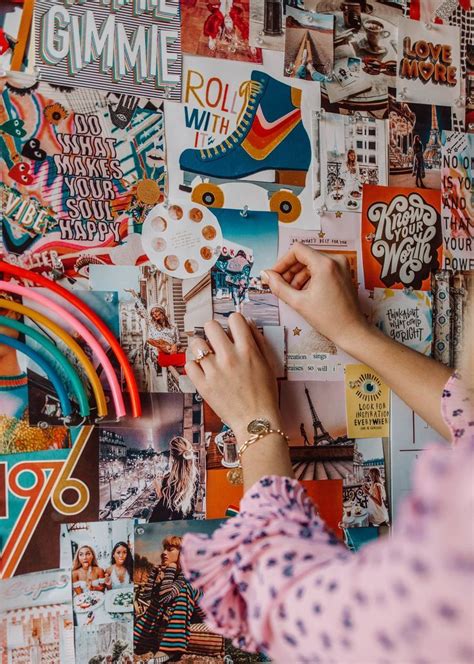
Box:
[162,437,197,516]
[162,535,183,551]
[72,545,99,572]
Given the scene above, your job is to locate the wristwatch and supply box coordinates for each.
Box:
[246,418,271,435]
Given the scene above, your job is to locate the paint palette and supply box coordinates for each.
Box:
[142,201,222,279]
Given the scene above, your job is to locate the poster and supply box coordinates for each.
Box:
[0,0,34,72]
[441,130,474,272]
[361,184,443,290]
[0,72,165,280]
[342,437,389,528]
[0,426,99,579]
[396,18,461,107]
[278,221,362,380]
[372,287,433,355]
[344,364,390,438]
[165,52,321,227]
[284,7,334,82]
[388,96,452,190]
[211,208,279,326]
[74,623,132,664]
[0,568,75,664]
[180,0,263,62]
[320,113,388,213]
[34,0,182,101]
[98,393,206,522]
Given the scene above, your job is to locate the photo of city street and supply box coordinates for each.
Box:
[99,394,206,522]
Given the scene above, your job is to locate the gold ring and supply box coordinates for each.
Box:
[194,348,214,364]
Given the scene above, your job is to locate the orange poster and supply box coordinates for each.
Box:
[361,184,442,291]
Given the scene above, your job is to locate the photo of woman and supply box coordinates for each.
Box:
[72,545,106,595]
[134,534,223,660]
[215,249,253,315]
[412,134,426,188]
[126,289,182,357]
[363,467,390,526]
[105,542,134,590]
[149,436,199,522]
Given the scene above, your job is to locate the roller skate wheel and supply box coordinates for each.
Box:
[269,190,301,223]
[192,183,225,208]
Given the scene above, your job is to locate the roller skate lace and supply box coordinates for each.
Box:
[199,80,263,159]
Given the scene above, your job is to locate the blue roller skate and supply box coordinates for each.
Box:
[179,70,311,223]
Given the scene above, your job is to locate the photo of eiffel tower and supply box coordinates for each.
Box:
[289,385,355,481]
[304,385,353,446]
[423,105,442,170]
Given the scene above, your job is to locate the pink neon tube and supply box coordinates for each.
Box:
[0,280,126,418]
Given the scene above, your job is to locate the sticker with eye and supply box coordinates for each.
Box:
[151,216,167,233]
[189,208,203,223]
[152,237,167,252]
[168,205,183,221]
[202,225,217,241]
[355,374,382,401]
[164,255,179,271]
[184,259,199,274]
[200,246,213,260]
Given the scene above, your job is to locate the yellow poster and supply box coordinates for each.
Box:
[344,364,390,438]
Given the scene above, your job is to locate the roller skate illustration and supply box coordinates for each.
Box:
[179,71,311,223]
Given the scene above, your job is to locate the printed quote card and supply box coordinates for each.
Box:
[372,288,433,356]
[397,18,461,107]
[361,184,443,291]
[441,131,474,272]
[344,364,390,438]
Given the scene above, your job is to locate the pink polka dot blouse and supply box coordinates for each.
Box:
[182,375,473,663]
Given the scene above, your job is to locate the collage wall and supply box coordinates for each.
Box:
[0,0,472,662]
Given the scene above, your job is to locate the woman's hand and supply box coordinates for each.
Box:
[261,243,369,353]
[186,314,281,445]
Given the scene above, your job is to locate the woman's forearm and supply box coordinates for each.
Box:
[233,430,294,491]
[340,325,451,439]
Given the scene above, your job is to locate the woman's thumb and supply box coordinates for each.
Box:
[260,269,297,305]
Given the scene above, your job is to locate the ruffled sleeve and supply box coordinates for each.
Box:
[441,373,473,446]
[181,475,349,654]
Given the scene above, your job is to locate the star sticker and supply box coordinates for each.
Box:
[293,327,302,336]
[335,211,343,218]
[318,230,326,239]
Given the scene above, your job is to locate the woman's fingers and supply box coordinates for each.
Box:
[290,266,311,290]
[204,319,232,356]
[227,312,255,350]
[271,242,319,275]
[260,269,299,306]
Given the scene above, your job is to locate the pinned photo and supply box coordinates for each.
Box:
[180,0,263,62]
[249,0,286,51]
[99,393,206,523]
[211,208,279,326]
[60,520,134,627]
[89,265,212,393]
[284,7,334,82]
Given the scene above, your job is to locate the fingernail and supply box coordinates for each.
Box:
[260,270,269,283]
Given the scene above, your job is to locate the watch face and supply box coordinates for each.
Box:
[247,418,271,435]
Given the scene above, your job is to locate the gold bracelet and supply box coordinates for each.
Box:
[226,429,289,485]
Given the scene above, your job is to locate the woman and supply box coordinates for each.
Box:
[104,541,133,589]
[134,535,204,659]
[341,148,361,206]
[181,243,473,663]
[72,545,106,595]
[125,289,181,355]
[364,467,389,526]
[149,436,198,522]
[413,134,426,188]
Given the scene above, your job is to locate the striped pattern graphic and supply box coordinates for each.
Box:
[242,105,302,161]
[34,0,182,101]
